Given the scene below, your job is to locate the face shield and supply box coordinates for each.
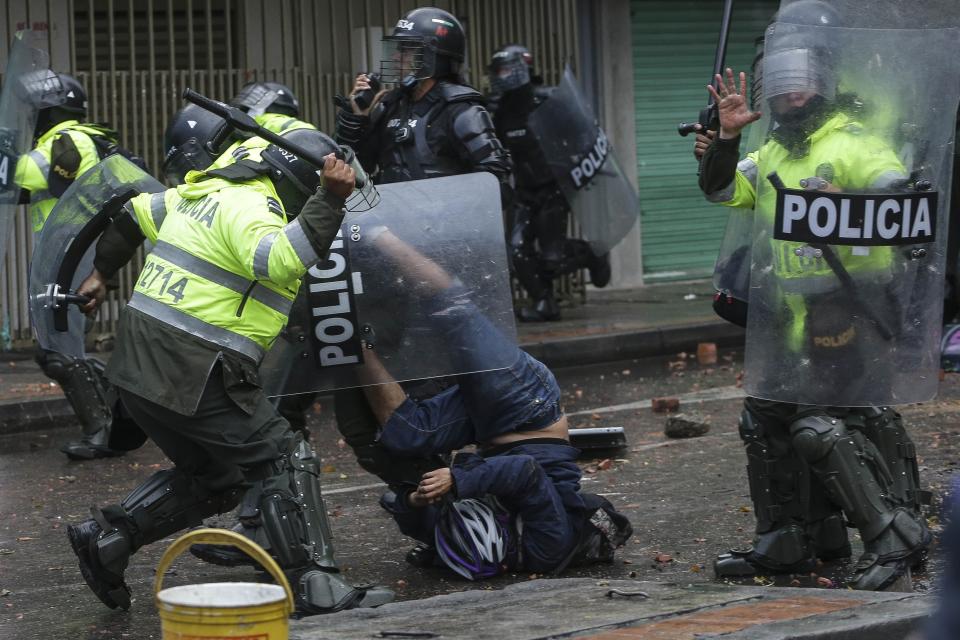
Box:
[339,145,380,212]
[488,53,531,93]
[162,140,214,186]
[17,69,65,109]
[380,37,429,84]
[764,47,836,103]
[239,86,280,117]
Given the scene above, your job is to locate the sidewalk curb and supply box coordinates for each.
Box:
[0,321,743,436]
[521,320,744,369]
[0,397,75,436]
[290,578,931,640]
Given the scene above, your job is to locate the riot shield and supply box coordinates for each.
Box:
[260,172,517,396]
[526,66,639,255]
[712,120,768,307]
[742,7,960,406]
[0,30,49,267]
[29,155,165,357]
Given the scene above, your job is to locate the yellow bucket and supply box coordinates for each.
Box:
[154,528,294,640]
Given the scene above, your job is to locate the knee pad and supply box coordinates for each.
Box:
[790,415,845,463]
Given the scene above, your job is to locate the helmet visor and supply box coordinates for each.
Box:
[236,86,280,117]
[380,38,428,83]
[17,69,64,109]
[764,48,835,101]
[162,141,212,186]
[489,54,530,93]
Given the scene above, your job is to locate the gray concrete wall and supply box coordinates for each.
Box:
[584,0,643,288]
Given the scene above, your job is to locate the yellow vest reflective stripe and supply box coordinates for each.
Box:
[126,179,309,360]
[151,239,294,315]
[127,291,267,361]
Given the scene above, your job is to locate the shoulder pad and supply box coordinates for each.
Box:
[205,159,271,183]
[452,103,496,139]
[436,81,483,104]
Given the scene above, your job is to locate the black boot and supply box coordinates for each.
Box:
[518,295,561,322]
[190,520,274,570]
[588,252,612,288]
[61,426,125,461]
[67,517,132,610]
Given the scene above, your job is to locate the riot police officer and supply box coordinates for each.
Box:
[13,70,144,460]
[488,44,611,321]
[65,129,392,615]
[698,1,937,590]
[335,7,512,200]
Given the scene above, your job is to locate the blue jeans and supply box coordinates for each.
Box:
[378,283,562,454]
[378,350,562,455]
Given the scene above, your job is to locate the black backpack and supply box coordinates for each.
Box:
[553,493,633,574]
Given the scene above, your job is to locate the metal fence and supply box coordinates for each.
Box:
[1,0,581,346]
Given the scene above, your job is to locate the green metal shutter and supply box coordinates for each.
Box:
[632,0,777,281]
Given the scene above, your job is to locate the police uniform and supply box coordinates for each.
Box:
[336,81,512,196]
[492,81,610,321]
[701,110,930,590]
[66,137,390,614]
[18,113,144,460]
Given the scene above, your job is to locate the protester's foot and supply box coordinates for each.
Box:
[588,252,612,288]
[405,544,438,568]
[714,547,817,578]
[517,297,560,322]
[67,519,131,610]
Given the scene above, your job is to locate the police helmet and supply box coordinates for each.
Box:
[20,70,88,138]
[162,102,238,185]
[488,44,534,93]
[380,7,466,84]
[231,81,301,118]
[260,129,340,216]
[768,0,843,52]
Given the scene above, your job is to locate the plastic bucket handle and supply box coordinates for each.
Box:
[153,528,294,615]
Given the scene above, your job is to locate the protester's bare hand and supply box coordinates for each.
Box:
[320,153,356,200]
[349,73,388,116]
[76,269,108,316]
[418,468,453,502]
[706,68,762,140]
[693,126,716,160]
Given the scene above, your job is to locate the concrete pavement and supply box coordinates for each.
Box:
[1,281,944,639]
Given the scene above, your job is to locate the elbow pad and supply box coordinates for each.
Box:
[93,207,146,279]
[335,109,369,148]
[453,105,510,169]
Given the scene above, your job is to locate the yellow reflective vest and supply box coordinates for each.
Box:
[254,113,316,134]
[124,170,335,362]
[717,113,907,349]
[15,121,108,232]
